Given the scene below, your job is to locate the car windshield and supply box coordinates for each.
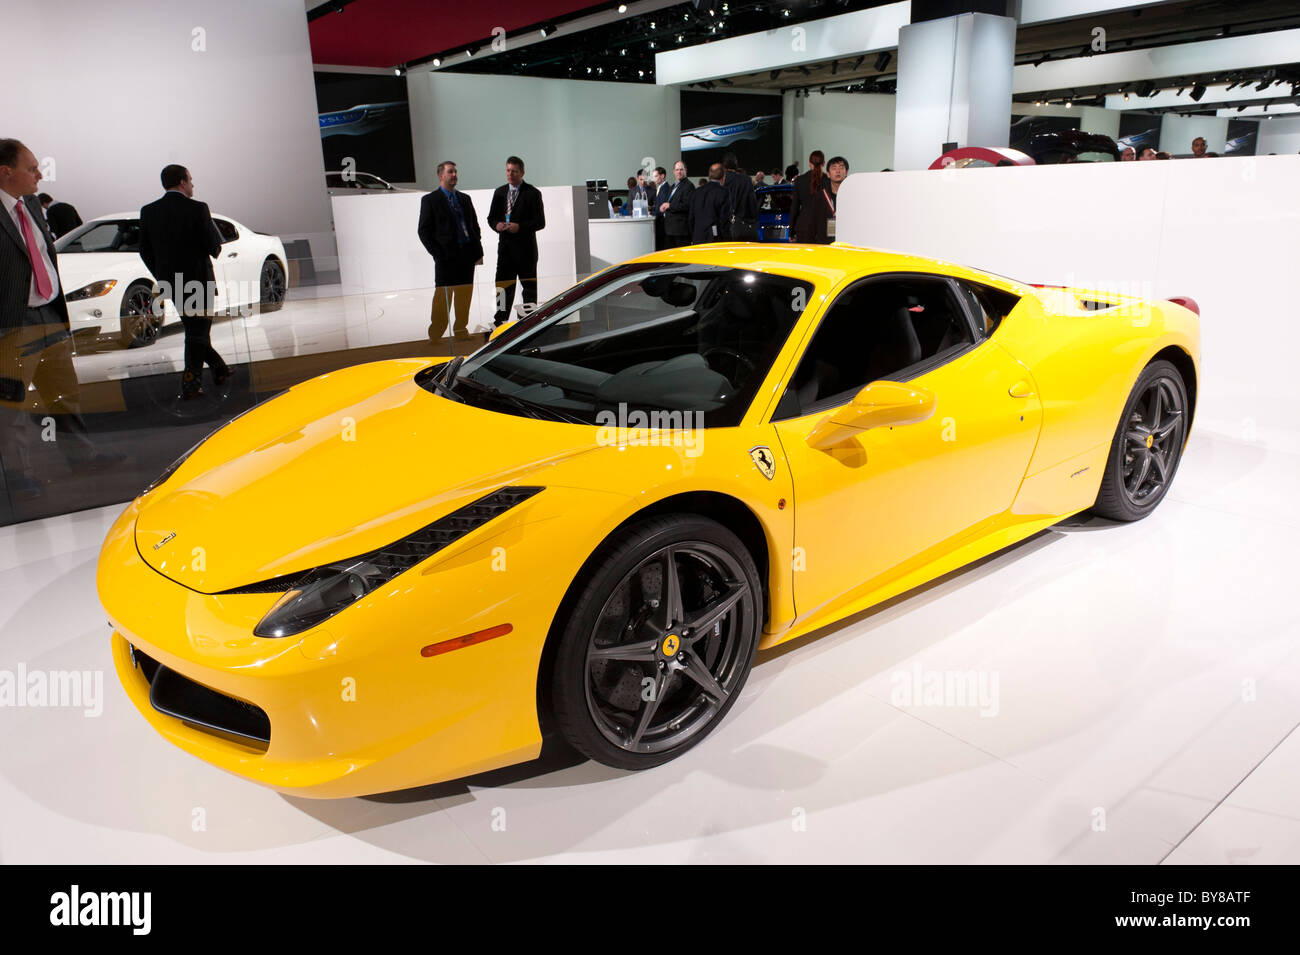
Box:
[439,263,813,427]
[56,219,141,253]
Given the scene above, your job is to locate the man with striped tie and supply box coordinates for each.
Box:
[487,156,545,331]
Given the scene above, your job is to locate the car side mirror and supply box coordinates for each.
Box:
[489,320,519,342]
[806,381,937,450]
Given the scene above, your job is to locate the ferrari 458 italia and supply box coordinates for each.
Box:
[98,244,1200,797]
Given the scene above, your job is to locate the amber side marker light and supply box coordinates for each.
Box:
[421,624,513,657]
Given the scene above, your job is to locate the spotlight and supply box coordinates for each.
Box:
[539,22,556,37]
[874,51,891,72]
[1064,100,1072,108]
[465,44,479,57]
[831,60,838,75]
[770,69,781,80]
[1136,80,1155,97]
[851,55,865,70]
[1189,83,1206,101]
[432,57,441,66]
[618,3,627,11]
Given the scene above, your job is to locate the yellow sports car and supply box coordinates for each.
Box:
[97,244,1200,797]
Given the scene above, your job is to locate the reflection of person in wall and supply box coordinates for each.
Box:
[1120,146,1136,161]
[1190,137,1208,158]
[418,160,483,343]
[38,192,81,238]
[0,138,119,502]
[1138,147,1157,161]
[139,164,230,399]
[487,155,545,330]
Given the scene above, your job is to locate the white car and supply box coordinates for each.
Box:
[55,213,288,348]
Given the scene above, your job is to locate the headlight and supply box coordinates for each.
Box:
[65,279,118,302]
[236,486,545,638]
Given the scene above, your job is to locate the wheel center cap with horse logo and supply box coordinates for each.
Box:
[661,634,680,657]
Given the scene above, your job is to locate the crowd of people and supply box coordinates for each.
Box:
[638,149,851,250]
[1121,136,1222,161]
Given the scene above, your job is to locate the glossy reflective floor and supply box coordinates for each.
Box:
[1,430,1296,863]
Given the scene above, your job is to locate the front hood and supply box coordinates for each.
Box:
[135,359,600,592]
[56,252,144,292]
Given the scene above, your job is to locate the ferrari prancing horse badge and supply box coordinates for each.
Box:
[749,446,776,481]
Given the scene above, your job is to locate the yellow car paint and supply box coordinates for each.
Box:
[97,244,1200,797]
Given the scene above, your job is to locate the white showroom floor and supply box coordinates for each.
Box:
[1,425,1297,864]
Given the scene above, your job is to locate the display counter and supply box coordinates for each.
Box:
[589,217,656,272]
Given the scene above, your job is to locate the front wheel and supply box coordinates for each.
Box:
[259,258,286,312]
[551,515,762,770]
[1092,359,1189,521]
[119,282,161,348]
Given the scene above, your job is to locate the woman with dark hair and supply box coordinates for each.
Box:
[789,150,834,243]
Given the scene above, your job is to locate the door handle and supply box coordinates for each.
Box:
[1008,379,1035,398]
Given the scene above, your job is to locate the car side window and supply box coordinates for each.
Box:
[958,280,1021,338]
[213,219,239,243]
[774,276,976,420]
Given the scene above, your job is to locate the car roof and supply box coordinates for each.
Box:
[623,243,1034,293]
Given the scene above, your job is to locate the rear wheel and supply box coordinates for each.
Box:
[119,281,160,348]
[1092,359,1188,521]
[551,515,762,770]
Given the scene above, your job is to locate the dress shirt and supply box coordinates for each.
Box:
[1,189,60,306]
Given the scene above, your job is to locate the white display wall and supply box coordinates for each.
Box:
[406,72,681,193]
[6,0,331,255]
[836,156,1300,452]
[332,186,590,332]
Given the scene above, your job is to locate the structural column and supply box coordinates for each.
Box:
[893,12,1018,170]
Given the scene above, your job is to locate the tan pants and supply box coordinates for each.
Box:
[429,284,474,341]
[0,320,95,477]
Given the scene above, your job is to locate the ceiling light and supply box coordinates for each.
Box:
[874,51,891,72]
[618,3,627,11]
[1189,83,1206,101]
[432,57,441,66]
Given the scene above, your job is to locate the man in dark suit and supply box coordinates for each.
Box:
[418,160,483,343]
[486,156,545,330]
[139,164,230,399]
[1,138,113,500]
[661,160,694,249]
[651,166,670,251]
[38,193,82,239]
[688,163,731,245]
[721,152,758,241]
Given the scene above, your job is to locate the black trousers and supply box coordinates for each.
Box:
[181,315,228,394]
[493,244,538,325]
[431,257,476,341]
[653,217,667,251]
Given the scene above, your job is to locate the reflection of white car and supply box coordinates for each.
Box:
[55,213,288,348]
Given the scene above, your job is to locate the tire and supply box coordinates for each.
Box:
[551,514,763,771]
[1092,359,1189,521]
[119,281,161,348]
[259,258,286,312]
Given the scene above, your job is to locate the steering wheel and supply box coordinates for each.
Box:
[703,346,758,385]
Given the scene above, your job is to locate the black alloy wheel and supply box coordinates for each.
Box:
[120,282,161,348]
[552,515,762,770]
[1093,359,1189,521]
[259,258,286,312]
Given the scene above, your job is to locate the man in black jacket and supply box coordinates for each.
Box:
[651,166,670,251]
[38,193,82,238]
[418,160,483,342]
[139,164,230,398]
[1,138,111,499]
[688,163,731,245]
[486,156,545,329]
[660,160,694,248]
[721,152,758,241]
